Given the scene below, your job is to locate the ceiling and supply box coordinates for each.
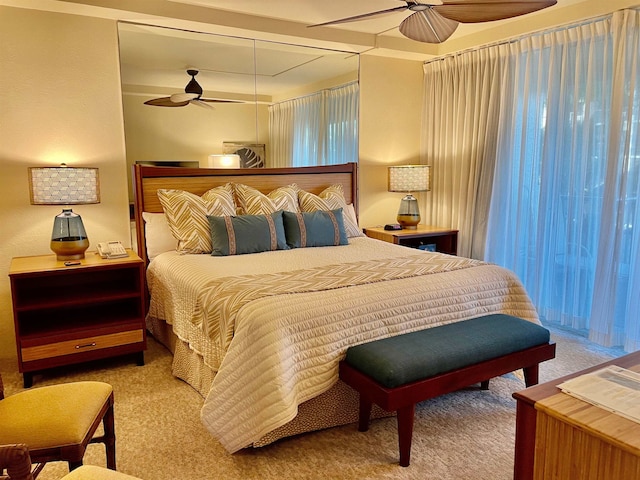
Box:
[118,23,360,102]
[165,0,584,43]
[4,0,631,61]
[4,0,637,99]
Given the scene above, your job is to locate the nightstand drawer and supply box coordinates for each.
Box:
[21,329,144,362]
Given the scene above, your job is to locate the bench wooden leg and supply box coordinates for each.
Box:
[523,364,539,387]
[358,395,372,432]
[397,404,415,467]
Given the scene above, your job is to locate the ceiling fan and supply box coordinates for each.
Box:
[144,69,237,108]
[310,0,558,44]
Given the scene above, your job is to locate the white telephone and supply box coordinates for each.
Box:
[97,241,128,259]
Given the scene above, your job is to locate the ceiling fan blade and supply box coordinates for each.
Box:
[309,5,408,27]
[435,0,557,23]
[170,92,199,103]
[198,98,243,104]
[399,9,459,44]
[190,99,215,110]
[144,97,190,107]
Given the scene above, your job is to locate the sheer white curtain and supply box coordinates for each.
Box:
[268,82,358,167]
[422,9,640,351]
[422,49,502,258]
[484,10,640,351]
[590,10,640,350]
[324,82,359,165]
[269,92,322,168]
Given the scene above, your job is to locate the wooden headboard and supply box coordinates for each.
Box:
[133,163,359,264]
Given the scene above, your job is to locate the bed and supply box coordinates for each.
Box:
[132,162,539,453]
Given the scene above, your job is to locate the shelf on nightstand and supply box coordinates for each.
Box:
[363,225,459,255]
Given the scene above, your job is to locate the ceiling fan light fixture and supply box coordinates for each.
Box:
[184,70,204,96]
[170,92,199,103]
[307,0,558,44]
[144,69,237,108]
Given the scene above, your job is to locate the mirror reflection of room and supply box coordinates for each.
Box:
[118,22,359,196]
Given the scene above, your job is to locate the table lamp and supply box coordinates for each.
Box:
[206,154,241,168]
[388,165,431,229]
[28,164,100,260]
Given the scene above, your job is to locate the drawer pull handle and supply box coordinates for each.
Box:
[75,342,97,349]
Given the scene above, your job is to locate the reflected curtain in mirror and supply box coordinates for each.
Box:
[269,82,358,167]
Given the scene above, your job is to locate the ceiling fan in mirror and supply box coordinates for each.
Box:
[144,69,240,108]
[309,0,557,44]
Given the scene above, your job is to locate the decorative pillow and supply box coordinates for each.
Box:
[142,212,177,260]
[158,184,236,254]
[208,211,289,256]
[282,209,348,248]
[234,183,299,215]
[344,203,359,234]
[298,184,364,238]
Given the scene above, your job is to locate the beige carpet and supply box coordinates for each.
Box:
[0,326,622,480]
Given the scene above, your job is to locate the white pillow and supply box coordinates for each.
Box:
[344,203,360,234]
[142,212,177,260]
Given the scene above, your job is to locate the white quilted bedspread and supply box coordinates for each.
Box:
[146,237,538,453]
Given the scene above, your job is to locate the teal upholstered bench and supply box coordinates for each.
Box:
[339,314,556,467]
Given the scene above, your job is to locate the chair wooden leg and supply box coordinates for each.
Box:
[358,395,372,432]
[103,400,116,470]
[523,364,539,387]
[68,460,83,471]
[397,404,415,467]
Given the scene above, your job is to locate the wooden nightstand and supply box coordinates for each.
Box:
[9,250,146,387]
[363,225,459,255]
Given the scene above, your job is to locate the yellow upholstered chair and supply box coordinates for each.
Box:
[0,373,115,477]
[0,444,140,480]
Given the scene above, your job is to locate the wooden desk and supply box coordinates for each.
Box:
[513,351,640,480]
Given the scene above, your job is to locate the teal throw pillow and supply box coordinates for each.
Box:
[282,209,348,248]
[208,211,289,256]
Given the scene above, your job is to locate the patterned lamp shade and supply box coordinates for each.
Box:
[388,165,431,230]
[28,165,100,261]
[388,165,431,193]
[28,165,100,205]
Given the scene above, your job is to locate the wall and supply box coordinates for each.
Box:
[0,6,131,362]
[0,5,423,363]
[358,55,424,228]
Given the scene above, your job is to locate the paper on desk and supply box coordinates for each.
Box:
[558,365,640,424]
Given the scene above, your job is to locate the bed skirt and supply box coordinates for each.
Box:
[147,316,391,447]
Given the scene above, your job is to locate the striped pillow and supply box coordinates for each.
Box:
[208,211,288,256]
[298,185,364,238]
[282,209,348,248]
[234,183,299,215]
[158,184,236,254]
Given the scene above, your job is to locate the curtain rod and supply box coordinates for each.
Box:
[423,7,639,65]
[268,81,358,107]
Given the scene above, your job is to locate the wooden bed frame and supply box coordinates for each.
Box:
[133,163,358,264]
[132,162,383,448]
